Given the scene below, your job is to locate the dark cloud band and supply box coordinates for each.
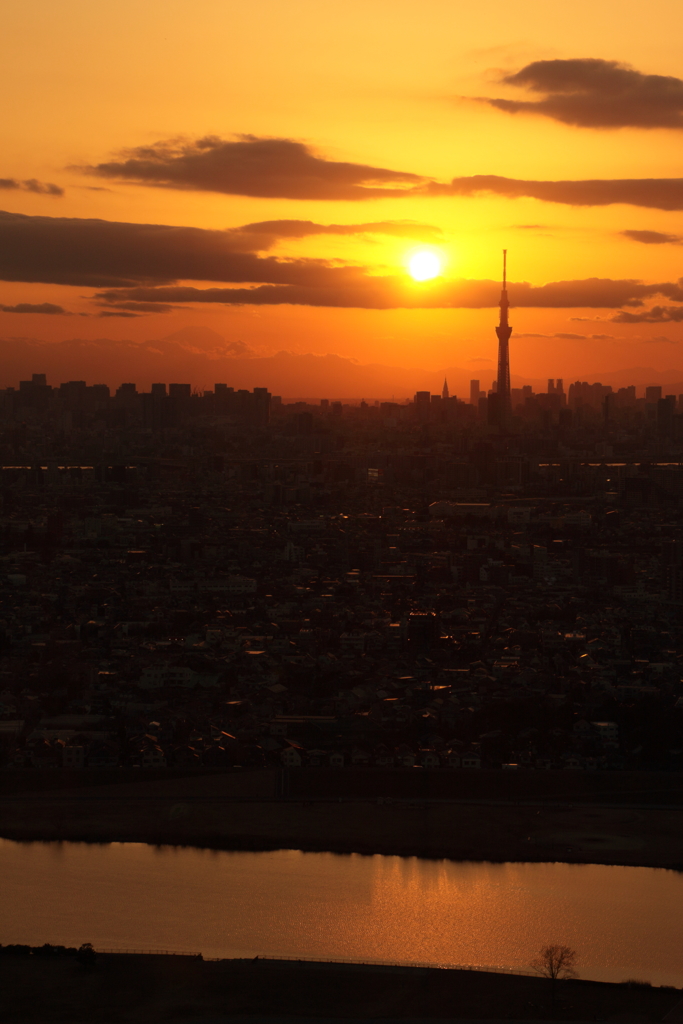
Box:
[3,208,683,312]
[480,58,683,129]
[96,277,683,311]
[0,210,441,288]
[0,209,375,288]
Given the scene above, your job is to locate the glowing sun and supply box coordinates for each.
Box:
[408,250,442,281]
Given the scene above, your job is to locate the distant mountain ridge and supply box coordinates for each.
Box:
[0,327,681,398]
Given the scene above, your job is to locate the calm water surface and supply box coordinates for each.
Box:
[2,839,682,986]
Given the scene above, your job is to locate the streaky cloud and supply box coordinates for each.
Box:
[224,219,443,251]
[431,175,683,211]
[514,332,620,340]
[97,310,142,318]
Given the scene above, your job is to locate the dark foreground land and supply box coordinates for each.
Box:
[2,768,683,867]
[0,953,681,1024]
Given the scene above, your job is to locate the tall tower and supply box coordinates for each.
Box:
[495,249,512,424]
[442,377,449,400]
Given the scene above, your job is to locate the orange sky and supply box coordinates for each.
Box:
[3,0,683,391]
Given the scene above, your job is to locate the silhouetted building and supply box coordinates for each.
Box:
[414,391,430,423]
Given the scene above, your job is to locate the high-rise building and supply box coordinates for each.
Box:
[414,390,430,422]
[442,378,449,400]
[470,380,480,406]
[494,250,512,426]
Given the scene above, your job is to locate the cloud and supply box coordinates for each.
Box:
[5,209,683,312]
[97,310,142,318]
[514,332,619,340]
[514,328,680,343]
[96,301,177,314]
[480,58,683,129]
[431,174,683,211]
[0,209,363,288]
[0,178,63,196]
[622,229,682,244]
[223,219,443,251]
[79,135,427,200]
[0,210,442,289]
[0,302,69,314]
[611,305,683,323]
[76,131,683,212]
[96,276,683,311]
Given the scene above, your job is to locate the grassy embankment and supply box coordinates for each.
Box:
[2,768,683,867]
[0,953,681,1023]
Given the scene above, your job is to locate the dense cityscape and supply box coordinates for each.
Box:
[1,358,682,777]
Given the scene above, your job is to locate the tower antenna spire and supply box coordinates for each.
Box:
[494,249,512,428]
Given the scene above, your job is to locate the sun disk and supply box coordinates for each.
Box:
[408,250,441,281]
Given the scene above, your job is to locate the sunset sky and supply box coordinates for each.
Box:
[3,0,683,393]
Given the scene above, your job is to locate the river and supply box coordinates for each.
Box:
[2,839,682,986]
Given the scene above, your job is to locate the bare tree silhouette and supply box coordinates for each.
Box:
[531,945,578,1005]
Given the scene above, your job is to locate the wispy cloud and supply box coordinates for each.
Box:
[611,305,683,323]
[621,229,682,244]
[0,302,69,314]
[0,178,63,196]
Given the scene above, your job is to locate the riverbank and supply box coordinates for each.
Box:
[0,952,680,1023]
[1,770,683,867]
